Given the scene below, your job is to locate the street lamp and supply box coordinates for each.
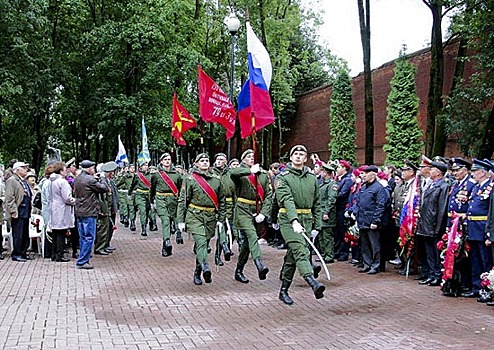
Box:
[224,12,240,160]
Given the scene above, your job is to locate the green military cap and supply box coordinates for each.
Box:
[215,152,227,160]
[194,153,209,163]
[321,163,335,173]
[290,144,307,156]
[101,161,118,173]
[160,152,171,160]
[241,149,254,160]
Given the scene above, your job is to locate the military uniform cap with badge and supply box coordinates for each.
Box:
[449,157,472,170]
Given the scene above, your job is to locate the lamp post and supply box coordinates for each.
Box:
[225,12,240,160]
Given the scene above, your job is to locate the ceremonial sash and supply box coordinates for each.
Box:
[191,173,219,209]
[247,174,265,202]
[137,172,151,188]
[159,171,179,196]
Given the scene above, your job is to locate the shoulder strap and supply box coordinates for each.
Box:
[159,171,179,196]
[191,173,219,209]
[137,172,151,188]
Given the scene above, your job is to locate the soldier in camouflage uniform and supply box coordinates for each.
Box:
[115,166,132,227]
[177,153,226,285]
[150,153,183,257]
[275,145,325,305]
[318,163,338,263]
[230,149,272,283]
[128,162,152,236]
[211,153,234,266]
[94,165,112,255]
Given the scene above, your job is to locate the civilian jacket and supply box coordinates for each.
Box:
[336,172,353,210]
[356,179,389,229]
[416,177,450,238]
[48,173,75,230]
[5,174,31,220]
[74,170,108,217]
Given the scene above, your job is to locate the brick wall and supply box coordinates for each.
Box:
[281,39,475,165]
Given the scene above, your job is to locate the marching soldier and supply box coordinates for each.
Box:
[177,153,226,285]
[148,166,158,231]
[230,149,272,283]
[150,153,183,257]
[115,165,132,227]
[211,153,234,265]
[318,163,338,263]
[128,162,152,236]
[275,145,325,305]
[126,165,138,231]
[462,159,493,298]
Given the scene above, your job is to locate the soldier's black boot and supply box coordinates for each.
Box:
[130,221,136,232]
[222,243,233,262]
[214,251,224,266]
[279,280,294,305]
[141,225,148,237]
[254,258,269,280]
[304,275,325,299]
[313,264,322,279]
[123,216,129,228]
[176,230,184,244]
[193,264,202,285]
[201,262,212,283]
[164,239,172,256]
[149,220,158,231]
[234,265,249,284]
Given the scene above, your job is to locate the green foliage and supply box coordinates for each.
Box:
[383,57,423,166]
[0,0,340,169]
[328,70,356,163]
[444,0,494,158]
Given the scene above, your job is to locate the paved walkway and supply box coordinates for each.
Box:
[1,224,493,349]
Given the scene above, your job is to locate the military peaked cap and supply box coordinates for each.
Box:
[449,157,471,170]
[471,158,493,171]
[289,145,307,156]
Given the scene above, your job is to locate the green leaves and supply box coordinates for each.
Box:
[383,58,423,166]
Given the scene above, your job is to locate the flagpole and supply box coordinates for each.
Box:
[251,111,260,215]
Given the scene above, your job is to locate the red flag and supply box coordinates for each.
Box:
[198,66,236,139]
[171,93,197,146]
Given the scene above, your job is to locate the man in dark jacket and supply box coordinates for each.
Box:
[335,160,353,261]
[356,165,389,274]
[416,161,450,286]
[74,160,109,269]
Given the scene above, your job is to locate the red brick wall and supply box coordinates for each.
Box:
[281,40,475,165]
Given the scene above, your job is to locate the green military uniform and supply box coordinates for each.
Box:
[177,165,226,284]
[115,170,133,226]
[128,170,152,236]
[212,164,236,262]
[230,162,272,282]
[275,146,325,305]
[94,177,111,253]
[151,165,182,256]
[319,176,338,262]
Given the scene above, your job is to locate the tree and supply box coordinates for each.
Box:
[357,0,374,165]
[383,53,423,166]
[444,0,494,158]
[328,70,356,164]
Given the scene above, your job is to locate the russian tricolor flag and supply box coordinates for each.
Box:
[237,21,275,139]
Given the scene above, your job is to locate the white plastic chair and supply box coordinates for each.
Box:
[29,214,45,256]
[2,223,13,255]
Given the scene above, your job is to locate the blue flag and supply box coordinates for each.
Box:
[115,135,129,167]
[140,118,151,165]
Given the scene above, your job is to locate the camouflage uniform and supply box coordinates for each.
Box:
[128,170,152,236]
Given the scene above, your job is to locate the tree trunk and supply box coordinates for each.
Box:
[358,0,374,164]
[426,2,445,157]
